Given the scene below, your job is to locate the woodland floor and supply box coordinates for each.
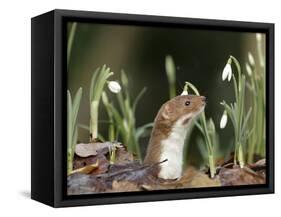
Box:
[67,142,266,195]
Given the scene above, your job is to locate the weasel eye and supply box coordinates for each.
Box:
[185,101,191,106]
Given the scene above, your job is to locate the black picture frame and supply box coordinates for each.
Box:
[31,9,274,207]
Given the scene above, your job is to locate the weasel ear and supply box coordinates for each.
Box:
[162,104,172,120]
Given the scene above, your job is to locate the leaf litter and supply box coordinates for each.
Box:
[68,141,266,195]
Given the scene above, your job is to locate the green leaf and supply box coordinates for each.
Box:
[165,55,176,84]
[195,121,204,134]
[89,65,114,139]
[241,107,252,134]
[132,87,147,115]
[67,91,72,151]
[72,126,78,158]
[124,96,132,123]
[136,122,154,139]
[208,118,216,133]
[117,92,126,118]
[98,133,105,142]
[197,137,208,162]
[230,55,242,77]
[78,123,90,131]
[67,88,83,174]
[89,67,100,103]
[101,91,109,107]
[90,65,105,103]
[72,88,83,132]
[238,75,246,132]
[232,73,239,102]
[108,104,127,139]
[93,66,113,102]
[67,22,77,67]
[166,55,176,98]
[121,70,129,88]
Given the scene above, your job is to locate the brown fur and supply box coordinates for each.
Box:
[144,95,206,167]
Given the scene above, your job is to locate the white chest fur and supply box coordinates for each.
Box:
[158,113,193,179]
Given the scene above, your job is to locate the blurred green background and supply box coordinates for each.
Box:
[67,21,265,166]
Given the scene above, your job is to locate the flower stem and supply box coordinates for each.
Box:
[109,145,117,164]
[90,100,99,140]
[89,66,113,140]
[185,81,215,178]
[229,56,245,168]
[209,154,216,178]
[67,153,73,175]
[238,144,244,168]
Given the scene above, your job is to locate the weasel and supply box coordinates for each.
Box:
[144,95,206,180]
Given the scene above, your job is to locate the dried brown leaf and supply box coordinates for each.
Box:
[115,146,135,163]
[70,161,99,174]
[73,154,109,175]
[152,167,221,190]
[111,180,141,192]
[68,161,163,194]
[219,166,265,186]
[67,173,110,194]
[75,142,120,157]
[188,172,221,187]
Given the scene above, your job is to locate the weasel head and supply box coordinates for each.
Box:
[144,94,207,177]
[156,95,206,180]
[160,95,206,126]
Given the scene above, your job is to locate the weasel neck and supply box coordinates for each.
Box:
[158,114,192,179]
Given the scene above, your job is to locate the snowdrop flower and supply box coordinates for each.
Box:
[256,33,262,42]
[108,81,121,93]
[181,90,188,96]
[220,111,228,129]
[222,60,232,82]
[245,63,252,76]
[248,52,255,66]
[181,82,189,95]
[181,86,188,96]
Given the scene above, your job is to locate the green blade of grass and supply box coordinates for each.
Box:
[241,107,252,134]
[78,123,90,131]
[136,122,154,139]
[89,67,100,103]
[72,88,83,132]
[67,91,73,151]
[132,87,147,115]
[67,22,77,67]
[165,55,176,98]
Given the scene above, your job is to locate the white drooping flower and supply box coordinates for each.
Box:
[108,81,121,93]
[222,63,232,82]
[181,90,188,96]
[256,33,262,42]
[248,52,255,66]
[181,82,189,95]
[227,67,232,81]
[245,63,252,76]
[220,111,228,129]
